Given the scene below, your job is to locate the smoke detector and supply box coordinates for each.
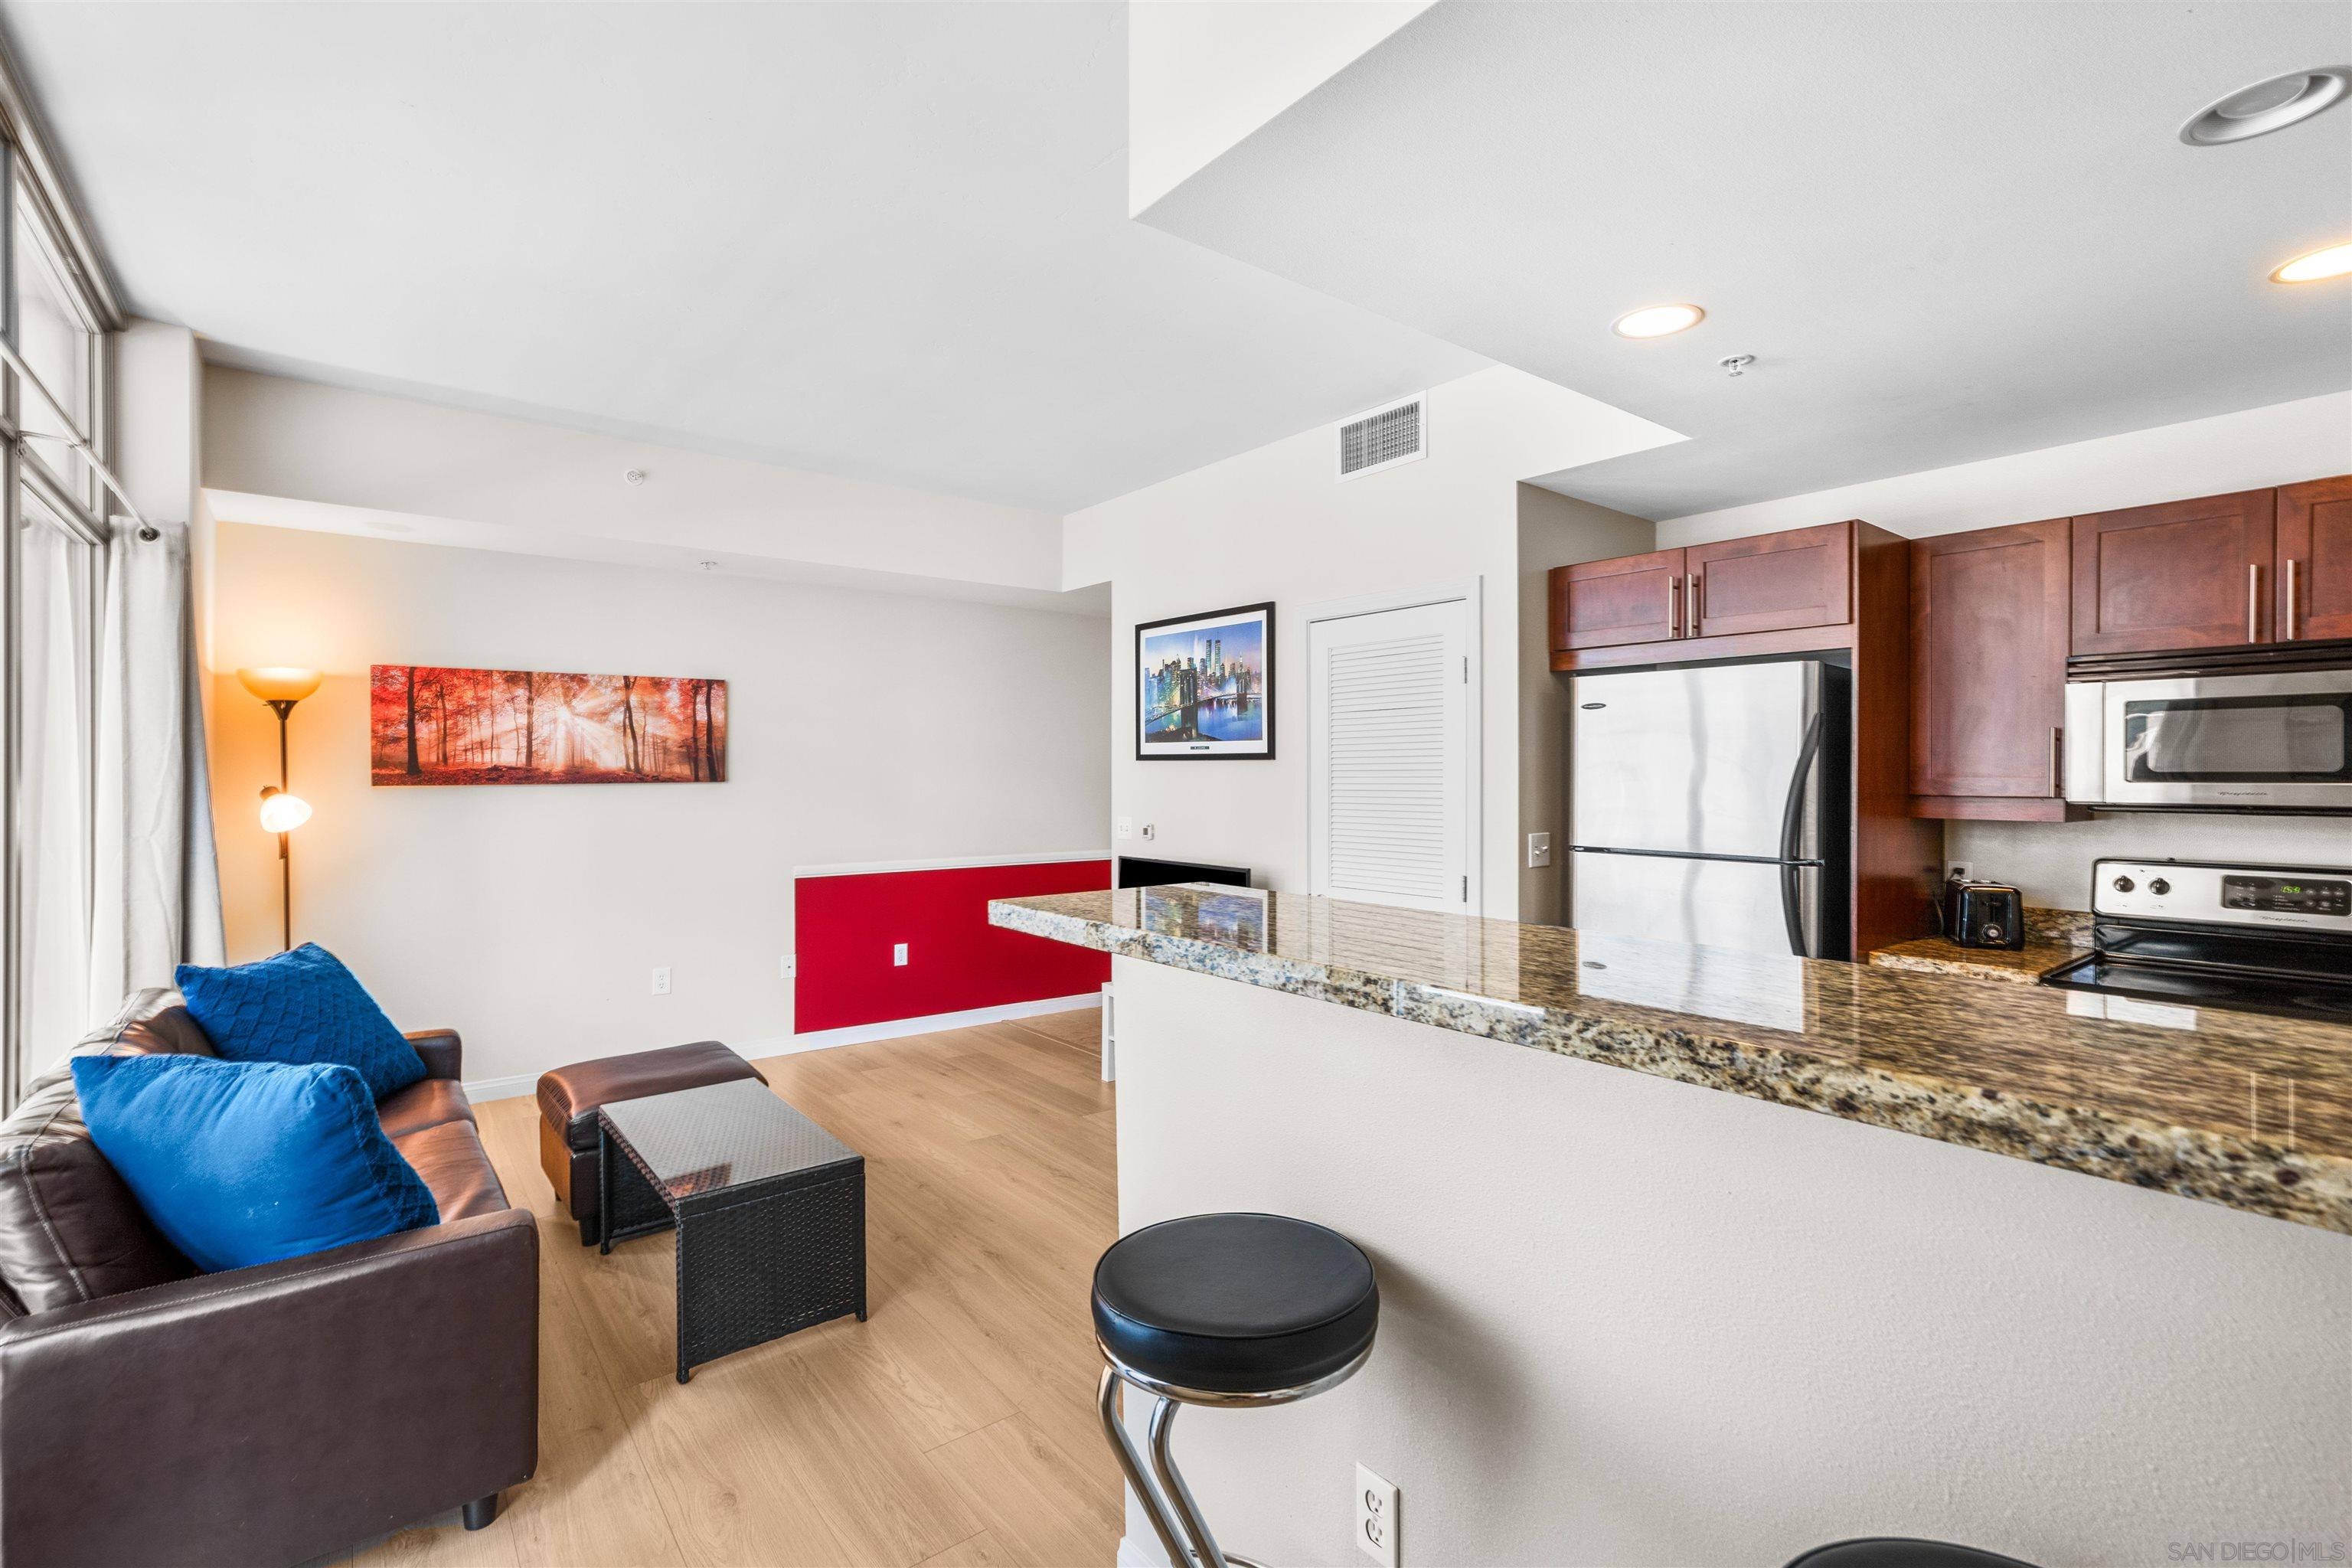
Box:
[1336,392,1426,482]
[623,469,648,486]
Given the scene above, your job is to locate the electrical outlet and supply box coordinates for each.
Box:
[1945,862,1971,886]
[1356,1463,1399,1568]
[1527,831,1552,869]
[780,955,795,979]
[651,967,671,996]
[892,942,909,967]
[1116,816,1133,840]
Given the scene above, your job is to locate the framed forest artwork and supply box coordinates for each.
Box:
[371,665,727,786]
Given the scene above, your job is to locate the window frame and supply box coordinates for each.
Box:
[0,56,124,1106]
[11,193,108,516]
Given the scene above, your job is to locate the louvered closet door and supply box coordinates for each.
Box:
[1308,599,1472,912]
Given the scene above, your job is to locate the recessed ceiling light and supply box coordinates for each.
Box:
[1612,303,1705,338]
[2272,240,2352,284]
[2180,66,2351,145]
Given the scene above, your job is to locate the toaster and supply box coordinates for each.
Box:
[1947,880,2025,950]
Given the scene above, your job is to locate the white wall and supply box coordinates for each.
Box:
[1652,392,2352,909]
[1657,391,2351,547]
[204,366,1071,603]
[1115,956,2352,1568]
[116,319,202,526]
[1064,364,1677,914]
[1516,484,1653,923]
[207,521,1109,1087]
[116,317,215,681]
[1947,815,2352,912]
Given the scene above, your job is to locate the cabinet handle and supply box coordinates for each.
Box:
[2248,563,2260,642]
[2048,727,2062,798]
[2285,559,2299,641]
[1690,572,1703,633]
[1666,574,1681,637]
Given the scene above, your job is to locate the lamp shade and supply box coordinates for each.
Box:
[258,789,312,834]
[237,667,323,704]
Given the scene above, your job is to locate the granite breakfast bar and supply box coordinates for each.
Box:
[992,885,2352,1567]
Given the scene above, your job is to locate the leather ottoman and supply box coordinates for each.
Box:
[537,1041,766,1243]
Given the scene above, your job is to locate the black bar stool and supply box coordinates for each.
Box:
[1092,1212,1379,1568]
[1787,1540,2039,1568]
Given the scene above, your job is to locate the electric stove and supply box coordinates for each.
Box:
[2041,858,2352,1026]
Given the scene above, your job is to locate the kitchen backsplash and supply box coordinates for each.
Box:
[1947,814,2350,910]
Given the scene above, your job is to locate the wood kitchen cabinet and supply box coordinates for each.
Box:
[1552,548,1687,649]
[2278,474,2352,642]
[1686,521,1853,637]
[1547,521,1860,662]
[2070,488,2278,655]
[1909,519,2076,821]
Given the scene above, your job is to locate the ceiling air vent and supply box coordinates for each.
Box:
[1336,392,1426,482]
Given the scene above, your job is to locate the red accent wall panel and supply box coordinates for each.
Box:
[794,859,1111,1034]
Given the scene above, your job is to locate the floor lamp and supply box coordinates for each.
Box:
[237,667,322,952]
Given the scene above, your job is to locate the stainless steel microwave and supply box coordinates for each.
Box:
[2064,668,2352,811]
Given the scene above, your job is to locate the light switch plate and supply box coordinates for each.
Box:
[780,955,795,979]
[1116,816,1133,839]
[1527,832,1552,869]
[892,942,909,966]
[651,967,671,996]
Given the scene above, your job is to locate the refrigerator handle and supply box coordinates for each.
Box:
[1780,863,1808,958]
[1779,710,1824,956]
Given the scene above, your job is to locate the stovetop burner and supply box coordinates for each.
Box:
[2044,857,2352,1027]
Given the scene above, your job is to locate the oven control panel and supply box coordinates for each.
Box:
[2223,875,2351,917]
[2094,860,2352,929]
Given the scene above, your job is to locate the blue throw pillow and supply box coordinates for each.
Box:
[70,1054,438,1273]
[175,943,424,1101]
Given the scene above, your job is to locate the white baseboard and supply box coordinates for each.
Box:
[757,991,1102,1057]
[456,993,1099,1100]
[1118,1534,1164,1568]
[462,1072,540,1102]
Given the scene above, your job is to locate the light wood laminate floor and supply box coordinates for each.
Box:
[346,1008,1120,1568]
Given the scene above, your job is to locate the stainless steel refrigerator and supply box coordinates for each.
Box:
[1568,658,1850,959]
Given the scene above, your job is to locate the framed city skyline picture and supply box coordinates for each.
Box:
[371,665,727,786]
[1135,602,1274,760]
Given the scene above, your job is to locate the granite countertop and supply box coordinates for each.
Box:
[1869,909,2090,985]
[1870,937,2079,983]
[989,887,2352,1236]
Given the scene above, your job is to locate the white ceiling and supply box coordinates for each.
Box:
[1138,1,2352,520]
[0,1,1485,515]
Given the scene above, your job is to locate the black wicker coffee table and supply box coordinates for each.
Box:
[596,1076,865,1382]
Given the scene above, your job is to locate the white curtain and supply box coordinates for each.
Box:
[85,517,224,1021]
[18,510,95,1063]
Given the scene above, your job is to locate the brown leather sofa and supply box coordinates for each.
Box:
[0,993,537,1568]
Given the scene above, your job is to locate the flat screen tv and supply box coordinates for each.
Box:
[1116,855,1251,890]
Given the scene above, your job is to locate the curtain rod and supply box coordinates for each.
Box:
[0,332,155,539]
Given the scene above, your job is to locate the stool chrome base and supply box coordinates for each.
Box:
[1095,1338,1372,1568]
